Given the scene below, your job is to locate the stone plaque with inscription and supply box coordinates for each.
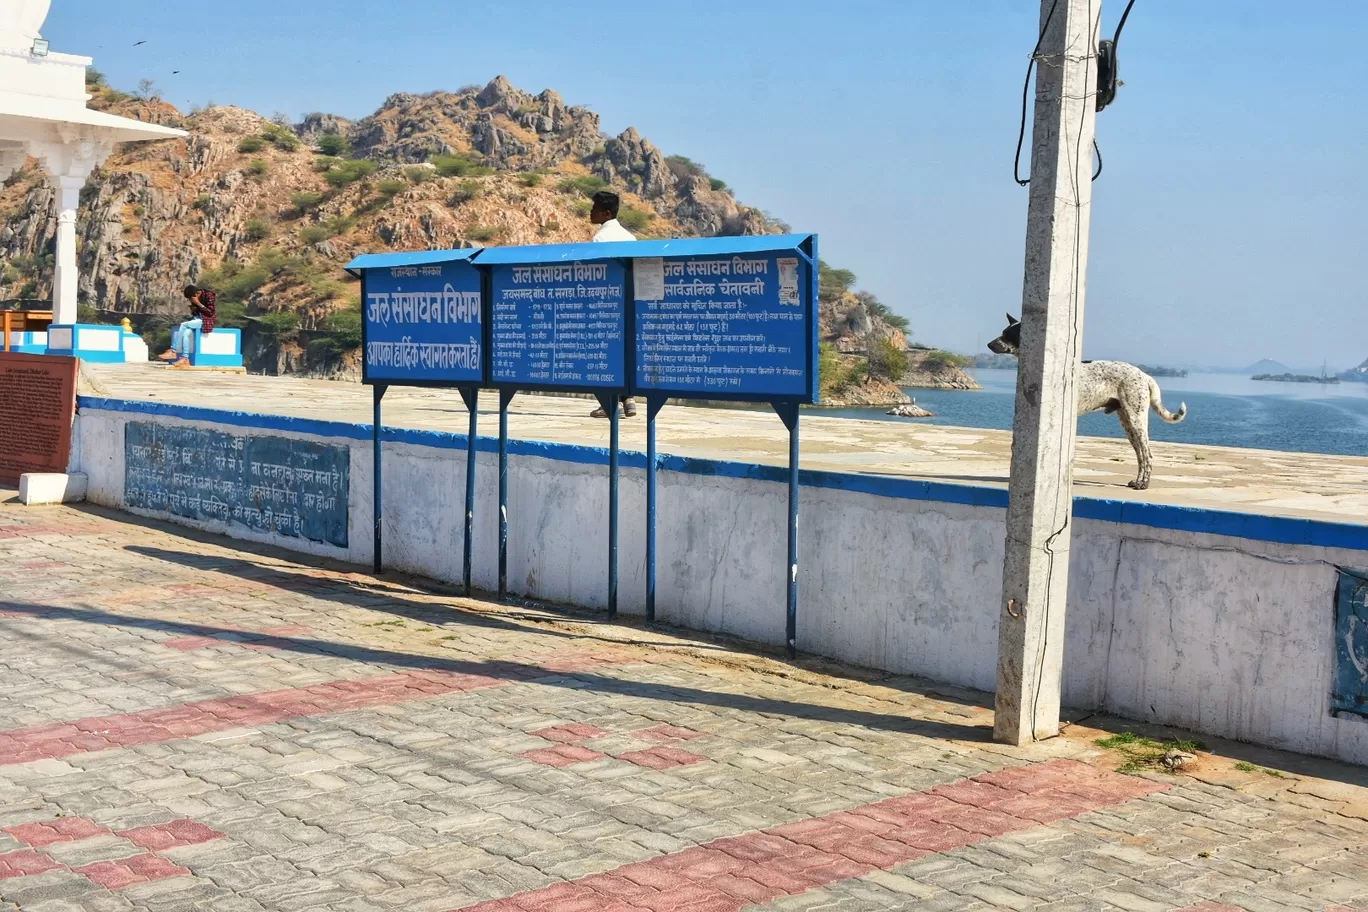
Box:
[124,422,350,547]
[0,352,77,485]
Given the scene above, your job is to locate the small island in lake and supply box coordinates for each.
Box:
[1136,364,1188,378]
[1252,373,1340,384]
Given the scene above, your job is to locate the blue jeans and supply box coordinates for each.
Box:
[172,318,202,356]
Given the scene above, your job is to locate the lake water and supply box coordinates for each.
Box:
[824,370,1368,458]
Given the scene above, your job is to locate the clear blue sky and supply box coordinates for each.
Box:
[47,1,1368,369]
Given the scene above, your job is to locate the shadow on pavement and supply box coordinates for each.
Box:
[0,598,989,742]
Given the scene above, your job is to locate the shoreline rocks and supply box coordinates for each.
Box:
[887,403,935,419]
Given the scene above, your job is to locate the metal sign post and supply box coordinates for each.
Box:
[372,383,387,574]
[644,394,667,623]
[350,237,817,648]
[480,244,633,615]
[459,387,479,596]
[631,236,818,655]
[773,402,801,659]
[595,393,622,619]
[497,388,516,600]
[347,249,486,583]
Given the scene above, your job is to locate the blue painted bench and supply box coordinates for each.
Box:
[185,327,244,369]
[7,330,49,355]
[44,324,127,363]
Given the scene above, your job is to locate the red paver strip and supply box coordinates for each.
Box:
[636,724,705,743]
[118,819,223,851]
[450,759,1168,912]
[0,849,64,880]
[72,853,190,889]
[616,746,708,770]
[0,654,615,766]
[532,724,612,744]
[4,817,110,847]
[522,745,608,768]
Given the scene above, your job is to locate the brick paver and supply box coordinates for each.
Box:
[1,501,1366,911]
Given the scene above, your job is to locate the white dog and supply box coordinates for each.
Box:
[988,314,1187,490]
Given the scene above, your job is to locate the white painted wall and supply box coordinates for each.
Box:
[71,406,1368,766]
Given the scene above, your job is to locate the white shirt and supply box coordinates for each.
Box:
[592,218,636,242]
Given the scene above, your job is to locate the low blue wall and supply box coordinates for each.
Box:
[79,395,1368,553]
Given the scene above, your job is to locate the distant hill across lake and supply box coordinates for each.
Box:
[1245,359,1294,375]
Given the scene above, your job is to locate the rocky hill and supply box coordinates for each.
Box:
[816,264,978,405]
[0,73,966,399]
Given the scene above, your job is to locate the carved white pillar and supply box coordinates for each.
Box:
[32,135,112,325]
[50,175,83,323]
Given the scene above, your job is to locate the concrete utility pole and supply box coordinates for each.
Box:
[995,0,1102,746]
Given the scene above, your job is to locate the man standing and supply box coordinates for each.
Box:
[158,285,216,368]
[590,189,636,243]
[588,189,636,418]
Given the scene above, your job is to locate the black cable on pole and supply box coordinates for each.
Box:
[1113,0,1137,47]
[1014,0,1061,186]
[1018,0,1137,185]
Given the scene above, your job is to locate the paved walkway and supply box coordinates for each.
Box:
[81,363,1368,524]
[1,500,1367,912]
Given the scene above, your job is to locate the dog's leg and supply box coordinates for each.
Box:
[1116,399,1153,490]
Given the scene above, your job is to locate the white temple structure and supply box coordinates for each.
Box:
[0,0,184,329]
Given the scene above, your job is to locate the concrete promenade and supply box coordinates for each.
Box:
[1,500,1366,911]
[80,364,1368,525]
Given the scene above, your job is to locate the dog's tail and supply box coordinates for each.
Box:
[1148,376,1187,423]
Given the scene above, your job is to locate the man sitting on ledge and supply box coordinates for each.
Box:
[158,285,217,368]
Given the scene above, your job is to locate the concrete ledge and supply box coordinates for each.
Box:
[74,395,1368,553]
[19,472,88,505]
[154,364,248,374]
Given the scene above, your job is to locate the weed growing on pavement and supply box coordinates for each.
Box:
[1094,731,1205,773]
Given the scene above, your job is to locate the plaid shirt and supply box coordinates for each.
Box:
[194,290,216,333]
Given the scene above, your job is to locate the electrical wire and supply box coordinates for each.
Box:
[1013,0,1060,186]
[1114,0,1137,48]
[1018,0,1134,186]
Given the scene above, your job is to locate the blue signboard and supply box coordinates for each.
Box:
[1333,568,1368,718]
[352,252,484,386]
[489,260,627,390]
[633,249,813,401]
[124,422,350,548]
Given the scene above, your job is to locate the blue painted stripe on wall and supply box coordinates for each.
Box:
[78,396,1368,553]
